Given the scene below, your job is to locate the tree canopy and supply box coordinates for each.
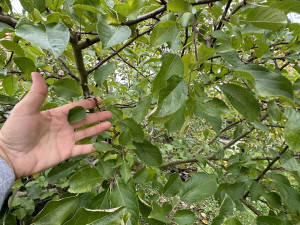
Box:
[0,0,300,224]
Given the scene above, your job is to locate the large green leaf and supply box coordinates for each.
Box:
[152,53,184,94]
[173,210,196,225]
[15,18,70,57]
[119,118,144,142]
[165,102,186,133]
[179,173,217,203]
[110,183,139,225]
[32,196,78,225]
[64,207,124,225]
[156,75,188,117]
[97,20,131,49]
[212,194,234,225]
[53,78,83,98]
[68,168,103,193]
[270,0,300,14]
[3,75,18,97]
[68,106,86,124]
[14,57,36,74]
[131,95,152,123]
[94,62,116,85]
[284,109,300,152]
[256,216,289,225]
[245,7,287,31]
[150,21,179,47]
[0,40,24,56]
[0,94,18,105]
[133,141,162,167]
[46,160,80,184]
[163,173,182,197]
[167,0,192,12]
[149,202,172,223]
[220,84,260,121]
[234,65,294,102]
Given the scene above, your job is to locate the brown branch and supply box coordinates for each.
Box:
[69,30,90,97]
[79,37,100,50]
[58,58,80,82]
[88,26,154,75]
[222,113,268,150]
[122,5,167,26]
[181,28,189,57]
[240,198,263,216]
[110,47,148,79]
[243,145,289,199]
[227,0,246,18]
[0,14,17,28]
[191,0,222,5]
[216,0,232,30]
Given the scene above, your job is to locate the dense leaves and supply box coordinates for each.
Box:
[0,0,300,224]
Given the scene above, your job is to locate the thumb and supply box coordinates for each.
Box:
[13,72,48,115]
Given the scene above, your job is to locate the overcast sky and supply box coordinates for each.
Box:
[10,0,300,23]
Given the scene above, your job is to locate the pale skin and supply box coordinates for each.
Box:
[0,72,112,179]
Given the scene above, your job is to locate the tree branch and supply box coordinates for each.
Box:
[240,198,263,216]
[122,5,167,26]
[58,58,80,82]
[88,26,154,75]
[69,30,90,97]
[0,13,17,28]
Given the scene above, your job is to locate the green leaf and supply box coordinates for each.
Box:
[179,173,217,203]
[256,216,289,225]
[93,142,114,152]
[167,0,192,12]
[14,57,36,74]
[152,53,184,94]
[20,0,35,12]
[270,0,300,14]
[47,160,80,184]
[223,217,243,225]
[87,207,125,225]
[267,100,282,121]
[68,106,86,124]
[0,22,14,32]
[284,109,300,152]
[46,0,65,11]
[149,202,172,223]
[68,168,103,193]
[131,95,152,123]
[173,210,196,225]
[246,7,287,31]
[150,21,180,47]
[180,12,194,27]
[0,40,24,56]
[3,75,18,96]
[73,4,105,14]
[234,65,294,102]
[119,118,144,142]
[97,20,131,49]
[220,84,260,121]
[163,173,182,197]
[249,182,265,201]
[165,102,186,133]
[0,94,18,105]
[194,104,222,134]
[156,75,188,117]
[133,140,162,167]
[16,18,70,57]
[53,78,83,98]
[212,194,234,225]
[94,62,116,85]
[32,196,78,225]
[111,183,139,225]
[64,207,124,225]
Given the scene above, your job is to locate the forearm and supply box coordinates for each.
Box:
[0,157,15,210]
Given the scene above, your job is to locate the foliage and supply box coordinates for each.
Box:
[0,0,300,224]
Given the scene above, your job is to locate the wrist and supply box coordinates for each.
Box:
[0,138,15,174]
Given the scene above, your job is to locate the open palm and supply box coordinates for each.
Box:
[0,73,112,179]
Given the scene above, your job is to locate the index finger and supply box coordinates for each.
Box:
[60,97,102,112]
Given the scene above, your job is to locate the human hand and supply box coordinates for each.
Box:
[0,72,112,179]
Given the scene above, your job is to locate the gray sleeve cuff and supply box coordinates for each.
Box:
[0,157,15,210]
